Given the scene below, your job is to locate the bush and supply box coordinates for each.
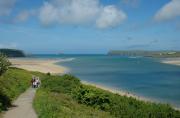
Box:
[46,72,51,76]
[73,85,111,110]
[0,53,11,76]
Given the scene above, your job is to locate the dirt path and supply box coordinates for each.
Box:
[3,88,37,118]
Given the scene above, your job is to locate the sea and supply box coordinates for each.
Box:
[31,54,180,108]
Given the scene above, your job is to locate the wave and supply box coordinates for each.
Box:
[128,56,142,59]
[59,58,75,62]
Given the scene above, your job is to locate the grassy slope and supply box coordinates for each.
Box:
[34,75,113,118]
[34,90,113,118]
[34,74,180,118]
[0,68,33,112]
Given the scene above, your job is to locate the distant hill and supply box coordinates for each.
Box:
[0,49,26,57]
[108,50,180,58]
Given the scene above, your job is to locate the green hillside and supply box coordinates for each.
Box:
[108,50,180,58]
[34,74,180,118]
[0,49,25,57]
[0,68,32,112]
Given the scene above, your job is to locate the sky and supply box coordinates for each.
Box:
[0,0,180,54]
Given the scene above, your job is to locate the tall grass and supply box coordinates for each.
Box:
[0,68,33,111]
[34,90,113,118]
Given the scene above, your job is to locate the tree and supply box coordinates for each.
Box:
[0,53,11,76]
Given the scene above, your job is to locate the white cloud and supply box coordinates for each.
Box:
[0,0,16,16]
[58,0,100,24]
[39,2,59,26]
[39,0,100,26]
[154,0,180,22]
[96,5,126,29]
[38,0,127,28]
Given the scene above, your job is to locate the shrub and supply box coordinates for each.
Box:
[46,72,51,76]
[0,53,11,76]
[73,85,111,110]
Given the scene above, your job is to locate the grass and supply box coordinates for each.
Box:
[34,74,180,118]
[0,68,33,112]
[34,90,113,118]
[34,74,113,118]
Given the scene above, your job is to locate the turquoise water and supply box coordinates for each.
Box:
[32,55,180,107]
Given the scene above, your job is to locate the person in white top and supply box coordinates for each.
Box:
[31,76,41,88]
[33,80,37,88]
[36,77,41,88]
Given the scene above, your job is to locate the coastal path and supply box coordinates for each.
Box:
[3,88,37,118]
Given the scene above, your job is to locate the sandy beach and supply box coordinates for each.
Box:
[9,58,69,74]
[162,58,180,66]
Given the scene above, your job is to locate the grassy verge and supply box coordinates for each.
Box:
[34,90,113,118]
[0,68,33,112]
[34,74,180,118]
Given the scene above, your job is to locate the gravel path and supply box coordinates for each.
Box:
[3,88,37,118]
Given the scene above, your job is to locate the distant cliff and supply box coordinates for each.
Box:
[0,49,26,57]
[108,50,180,58]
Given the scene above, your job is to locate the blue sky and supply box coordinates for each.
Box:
[0,0,180,54]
